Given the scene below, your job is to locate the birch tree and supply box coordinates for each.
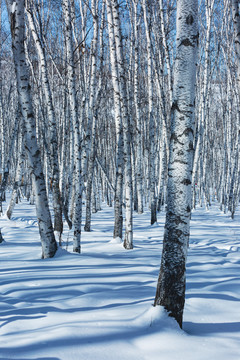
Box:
[230,0,240,217]
[6,127,25,219]
[107,0,133,249]
[6,0,57,259]
[154,0,198,327]
[106,0,124,242]
[132,0,144,214]
[62,0,83,253]
[84,0,99,232]
[26,0,63,242]
[142,0,157,225]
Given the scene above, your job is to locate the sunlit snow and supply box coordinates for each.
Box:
[0,195,240,360]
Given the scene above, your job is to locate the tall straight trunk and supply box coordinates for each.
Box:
[159,0,173,106]
[106,0,124,241]
[0,113,19,214]
[6,0,57,258]
[142,0,157,225]
[230,0,240,217]
[26,2,63,241]
[84,0,99,232]
[0,0,4,201]
[110,0,133,249]
[62,0,83,253]
[154,0,198,328]
[6,132,25,219]
[232,0,240,85]
[192,0,215,206]
[133,0,143,214]
[84,114,97,231]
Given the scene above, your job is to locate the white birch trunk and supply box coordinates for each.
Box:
[6,0,57,258]
[62,0,83,253]
[230,0,240,216]
[110,0,133,249]
[192,0,215,205]
[6,133,25,219]
[84,0,99,232]
[106,0,124,241]
[142,0,157,225]
[154,0,198,328]
[133,0,144,214]
[26,2,63,241]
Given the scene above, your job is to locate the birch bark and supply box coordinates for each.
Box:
[154,0,198,328]
[106,0,124,241]
[110,0,133,249]
[6,130,25,219]
[142,0,157,225]
[84,0,99,232]
[192,0,215,207]
[62,0,83,253]
[133,0,144,214]
[26,2,63,241]
[6,0,57,258]
[230,0,240,216]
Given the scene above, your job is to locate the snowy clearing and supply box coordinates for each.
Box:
[0,196,240,360]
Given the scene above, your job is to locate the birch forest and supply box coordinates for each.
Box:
[0,0,239,326]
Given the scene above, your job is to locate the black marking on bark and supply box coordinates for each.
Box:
[167,213,187,226]
[171,100,181,113]
[170,133,184,145]
[173,159,188,165]
[184,127,194,135]
[181,178,191,185]
[174,216,187,226]
[175,229,183,237]
[188,141,194,151]
[179,38,194,47]
[192,33,199,46]
[10,12,16,38]
[186,14,194,25]
[186,205,191,213]
[33,149,40,157]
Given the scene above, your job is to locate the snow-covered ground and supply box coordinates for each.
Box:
[0,195,240,360]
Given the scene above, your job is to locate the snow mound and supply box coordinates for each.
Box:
[132,305,181,332]
[109,237,122,244]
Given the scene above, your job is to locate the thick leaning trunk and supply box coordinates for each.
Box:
[154,0,198,328]
[6,0,57,258]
